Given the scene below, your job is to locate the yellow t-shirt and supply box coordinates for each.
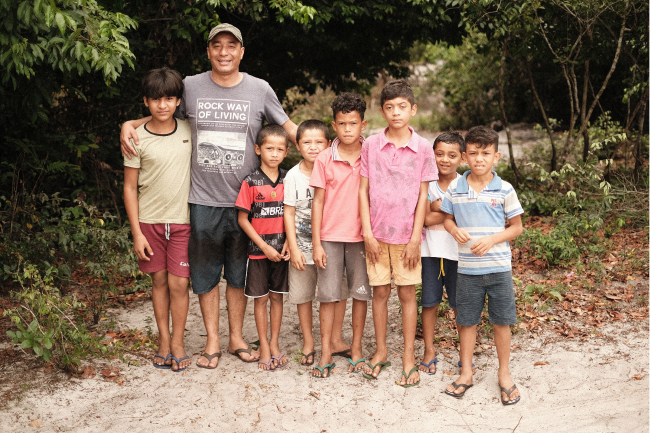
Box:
[123,119,192,224]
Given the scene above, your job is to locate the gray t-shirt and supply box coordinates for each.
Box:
[177,72,289,207]
[283,162,314,264]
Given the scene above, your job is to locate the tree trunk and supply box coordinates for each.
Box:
[526,60,558,171]
[634,100,647,182]
[496,36,522,186]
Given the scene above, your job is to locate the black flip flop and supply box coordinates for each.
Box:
[228,344,258,363]
[332,348,351,358]
[445,381,473,398]
[301,351,316,366]
[196,351,222,369]
[500,384,521,405]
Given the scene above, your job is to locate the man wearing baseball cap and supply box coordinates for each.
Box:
[121,23,298,369]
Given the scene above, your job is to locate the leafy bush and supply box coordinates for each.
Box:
[4,264,106,369]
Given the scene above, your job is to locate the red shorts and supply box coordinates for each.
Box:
[138,223,191,278]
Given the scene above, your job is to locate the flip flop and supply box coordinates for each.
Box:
[332,349,351,358]
[271,353,288,369]
[347,358,366,373]
[500,384,521,406]
[171,355,190,373]
[396,366,421,388]
[457,361,476,368]
[258,359,275,372]
[312,363,336,379]
[152,354,172,369]
[196,351,222,369]
[444,381,473,398]
[420,358,438,375]
[362,361,391,380]
[228,344,258,363]
[301,351,316,366]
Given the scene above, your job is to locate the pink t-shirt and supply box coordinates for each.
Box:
[360,127,438,245]
[309,139,364,243]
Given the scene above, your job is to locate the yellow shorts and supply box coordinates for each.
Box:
[366,241,422,287]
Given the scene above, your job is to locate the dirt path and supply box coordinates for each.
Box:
[1,280,648,432]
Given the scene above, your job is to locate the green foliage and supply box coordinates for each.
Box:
[516,213,609,267]
[4,264,105,368]
[418,31,501,130]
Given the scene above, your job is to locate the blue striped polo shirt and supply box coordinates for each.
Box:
[440,171,524,275]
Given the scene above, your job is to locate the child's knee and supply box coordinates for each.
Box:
[269,292,283,304]
[254,295,269,306]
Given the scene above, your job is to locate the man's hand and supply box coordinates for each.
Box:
[471,235,496,257]
[263,245,283,262]
[400,240,421,270]
[133,234,153,261]
[121,121,140,159]
[364,235,382,265]
[450,227,472,245]
[289,246,306,270]
[313,244,327,269]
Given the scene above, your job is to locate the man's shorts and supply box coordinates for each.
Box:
[138,223,191,278]
[245,258,289,298]
[316,241,371,302]
[455,271,517,327]
[188,205,248,294]
[366,241,422,287]
[288,264,349,305]
[421,257,458,310]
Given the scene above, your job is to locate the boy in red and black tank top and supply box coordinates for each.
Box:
[236,125,290,371]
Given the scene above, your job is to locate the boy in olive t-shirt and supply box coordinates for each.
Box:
[123,67,193,372]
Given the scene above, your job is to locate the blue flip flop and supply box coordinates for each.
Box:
[420,358,438,375]
[347,358,366,373]
[153,354,172,369]
[171,355,190,372]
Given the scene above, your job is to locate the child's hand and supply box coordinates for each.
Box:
[313,244,327,269]
[281,242,291,261]
[400,240,421,270]
[290,248,307,270]
[450,227,472,245]
[430,199,442,212]
[133,234,153,261]
[364,235,382,265]
[263,244,283,262]
[470,235,496,257]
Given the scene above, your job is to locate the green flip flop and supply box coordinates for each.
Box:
[362,361,391,380]
[312,362,336,379]
[396,366,420,388]
[347,358,366,373]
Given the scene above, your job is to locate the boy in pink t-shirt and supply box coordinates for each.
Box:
[359,80,438,387]
[309,93,372,378]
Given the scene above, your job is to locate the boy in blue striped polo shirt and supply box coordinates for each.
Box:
[440,126,524,405]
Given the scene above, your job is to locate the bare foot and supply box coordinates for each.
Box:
[313,355,334,378]
[197,336,221,368]
[418,348,437,375]
[171,348,190,371]
[228,338,259,362]
[498,367,520,403]
[398,355,420,386]
[300,347,315,365]
[445,372,474,396]
[362,351,388,378]
[347,345,365,373]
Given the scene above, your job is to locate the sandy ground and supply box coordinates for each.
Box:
[1,279,648,433]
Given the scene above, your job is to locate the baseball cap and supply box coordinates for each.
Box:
[207,23,243,46]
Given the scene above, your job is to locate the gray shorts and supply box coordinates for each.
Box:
[455,271,517,327]
[288,264,349,305]
[316,241,371,303]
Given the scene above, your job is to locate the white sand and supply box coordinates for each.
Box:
[2,281,648,433]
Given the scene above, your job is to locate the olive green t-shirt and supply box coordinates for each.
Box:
[123,119,192,224]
